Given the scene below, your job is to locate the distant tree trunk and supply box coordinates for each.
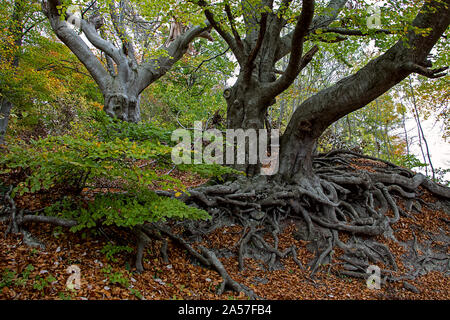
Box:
[409,77,435,179]
[400,101,410,156]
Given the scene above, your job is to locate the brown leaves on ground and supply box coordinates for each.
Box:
[0,157,449,300]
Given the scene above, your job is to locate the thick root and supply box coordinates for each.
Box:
[2,151,449,298]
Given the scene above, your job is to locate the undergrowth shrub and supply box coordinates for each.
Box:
[0,110,241,233]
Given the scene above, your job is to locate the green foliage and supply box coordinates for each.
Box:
[87,109,172,144]
[58,292,73,300]
[101,243,134,262]
[130,287,143,299]
[108,272,130,288]
[1,111,220,233]
[178,163,243,181]
[394,154,429,170]
[142,37,232,128]
[101,264,130,288]
[100,263,143,298]
[0,269,16,289]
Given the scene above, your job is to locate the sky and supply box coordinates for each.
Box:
[406,116,450,181]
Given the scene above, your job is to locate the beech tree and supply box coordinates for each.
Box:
[192,0,449,179]
[0,0,26,144]
[150,0,450,296]
[42,0,212,122]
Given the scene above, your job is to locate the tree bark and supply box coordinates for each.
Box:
[0,99,13,145]
[0,0,24,144]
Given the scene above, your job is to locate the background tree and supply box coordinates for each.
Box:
[193,0,449,180]
[42,0,213,123]
[1,0,449,298]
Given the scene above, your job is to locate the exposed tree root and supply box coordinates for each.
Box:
[150,151,450,296]
[1,151,449,299]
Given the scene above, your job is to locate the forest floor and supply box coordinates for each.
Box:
[0,159,449,300]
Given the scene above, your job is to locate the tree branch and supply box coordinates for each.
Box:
[136,22,213,94]
[282,0,450,143]
[264,0,316,98]
[79,18,123,65]
[243,12,268,83]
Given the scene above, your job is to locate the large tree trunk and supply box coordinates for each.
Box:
[224,75,276,176]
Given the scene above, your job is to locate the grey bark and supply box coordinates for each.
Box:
[42,0,211,122]
[0,0,24,144]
